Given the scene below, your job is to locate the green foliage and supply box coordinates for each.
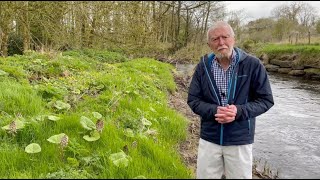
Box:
[8,33,24,56]
[241,39,255,52]
[172,43,211,63]
[80,116,96,131]
[35,84,68,101]
[0,69,8,76]
[257,44,320,56]
[25,143,42,154]
[63,49,129,63]
[109,150,131,168]
[0,80,45,116]
[256,43,320,67]
[0,51,192,178]
[316,20,320,34]
[0,65,27,80]
[46,167,94,179]
[304,68,320,75]
[47,133,67,144]
[83,130,100,142]
[2,120,25,131]
[123,42,172,59]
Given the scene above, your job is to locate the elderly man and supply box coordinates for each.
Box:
[187,21,274,179]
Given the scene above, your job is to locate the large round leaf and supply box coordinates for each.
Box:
[141,117,152,126]
[0,70,8,76]
[83,130,100,141]
[109,151,131,168]
[25,143,41,154]
[47,133,66,144]
[54,100,71,110]
[1,120,25,130]
[80,116,96,130]
[92,112,102,119]
[47,115,61,121]
[124,128,135,138]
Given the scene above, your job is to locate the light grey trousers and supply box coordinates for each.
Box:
[196,138,252,179]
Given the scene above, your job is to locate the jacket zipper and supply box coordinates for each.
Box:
[221,52,240,145]
[203,55,240,146]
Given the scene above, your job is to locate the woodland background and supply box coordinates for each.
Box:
[1,1,320,59]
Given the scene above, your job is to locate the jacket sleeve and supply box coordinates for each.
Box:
[187,62,218,121]
[235,61,274,120]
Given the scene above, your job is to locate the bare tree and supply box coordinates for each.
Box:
[0,2,15,56]
[227,9,249,42]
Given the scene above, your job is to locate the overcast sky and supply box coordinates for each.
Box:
[224,1,320,22]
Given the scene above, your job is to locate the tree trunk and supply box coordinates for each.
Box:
[170,1,175,43]
[1,31,8,57]
[80,2,87,48]
[202,2,211,42]
[184,9,189,47]
[174,1,181,50]
[22,1,30,53]
[89,15,96,48]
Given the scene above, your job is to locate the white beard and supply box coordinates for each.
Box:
[215,52,229,59]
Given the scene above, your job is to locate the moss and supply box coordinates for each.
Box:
[304,68,320,75]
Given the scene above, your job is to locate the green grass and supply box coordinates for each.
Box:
[0,79,46,116]
[256,44,320,66]
[62,49,129,63]
[258,44,320,54]
[0,50,192,178]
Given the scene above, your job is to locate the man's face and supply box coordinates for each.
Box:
[207,26,235,59]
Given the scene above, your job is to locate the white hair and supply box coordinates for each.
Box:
[207,21,235,42]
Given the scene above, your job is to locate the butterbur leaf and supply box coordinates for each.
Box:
[92,112,102,119]
[2,120,25,130]
[141,117,152,126]
[47,115,60,121]
[145,128,158,136]
[124,128,134,137]
[47,133,66,144]
[25,143,41,154]
[54,100,71,110]
[109,151,131,168]
[80,116,96,130]
[35,115,46,121]
[0,70,8,76]
[138,132,148,139]
[83,130,100,141]
[133,90,139,95]
[96,84,104,90]
[14,120,25,129]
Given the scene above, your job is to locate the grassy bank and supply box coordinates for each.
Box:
[0,50,192,178]
[256,44,320,66]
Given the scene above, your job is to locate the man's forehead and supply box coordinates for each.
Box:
[210,32,231,37]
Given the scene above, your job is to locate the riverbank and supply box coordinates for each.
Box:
[256,44,320,80]
[170,65,277,179]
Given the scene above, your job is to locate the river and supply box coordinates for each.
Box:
[176,64,320,179]
[254,72,320,179]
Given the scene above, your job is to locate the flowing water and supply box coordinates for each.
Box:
[254,72,320,179]
[176,64,320,179]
